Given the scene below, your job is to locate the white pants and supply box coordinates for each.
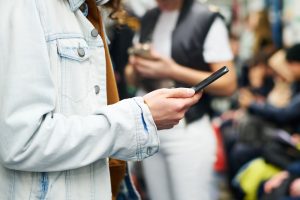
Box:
[142,116,216,200]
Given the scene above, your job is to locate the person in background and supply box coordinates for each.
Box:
[107,0,156,99]
[123,0,156,18]
[239,44,300,135]
[0,0,202,199]
[127,0,237,199]
[239,10,272,63]
[225,51,276,184]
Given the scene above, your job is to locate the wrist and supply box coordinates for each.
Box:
[143,97,149,108]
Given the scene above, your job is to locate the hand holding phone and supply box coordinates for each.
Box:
[191,66,229,93]
[128,43,154,60]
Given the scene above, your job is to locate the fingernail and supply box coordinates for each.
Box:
[186,88,195,96]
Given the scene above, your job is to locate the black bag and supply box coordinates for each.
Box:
[263,131,300,169]
[237,114,276,147]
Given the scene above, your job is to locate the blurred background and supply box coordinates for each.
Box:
[105,0,300,199]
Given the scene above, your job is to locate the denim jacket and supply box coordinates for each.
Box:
[0,0,159,199]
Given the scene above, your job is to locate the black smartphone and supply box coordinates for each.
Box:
[192,66,229,93]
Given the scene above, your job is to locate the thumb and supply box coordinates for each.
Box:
[150,49,161,59]
[165,88,195,98]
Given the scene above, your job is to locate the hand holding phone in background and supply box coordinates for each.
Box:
[128,45,179,80]
[128,43,154,60]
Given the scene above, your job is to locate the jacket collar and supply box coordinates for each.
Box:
[68,0,108,12]
[68,0,85,11]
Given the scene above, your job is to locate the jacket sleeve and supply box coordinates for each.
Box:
[287,161,300,176]
[248,95,300,124]
[0,0,158,172]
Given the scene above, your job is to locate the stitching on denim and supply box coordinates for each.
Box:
[90,164,95,200]
[73,0,85,11]
[8,170,15,200]
[35,0,49,36]
[65,170,71,200]
[39,172,49,200]
[133,98,149,134]
[131,99,141,160]
[46,33,84,42]
[68,0,85,11]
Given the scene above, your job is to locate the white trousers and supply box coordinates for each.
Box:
[142,116,216,200]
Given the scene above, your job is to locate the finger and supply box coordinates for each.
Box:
[290,186,295,195]
[136,65,157,78]
[136,57,158,66]
[149,50,163,60]
[129,56,139,67]
[164,120,180,126]
[193,92,202,101]
[165,88,195,98]
[264,183,271,193]
[143,89,170,104]
[264,180,275,193]
[136,64,152,73]
[157,124,175,130]
[181,92,202,109]
[290,187,297,197]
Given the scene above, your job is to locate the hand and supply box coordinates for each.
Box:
[264,171,289,193]
[129,50,179,79]
[238,89,255,109]
[290,178,300,197]
[291,134,300,145]
[143,88,202,130]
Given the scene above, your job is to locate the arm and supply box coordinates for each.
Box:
[0,1,201,172]
[172,18,237,96]
[248,95,300,124]
[287,161,300,176]
[131,18,237,96]
[170,61,236,96]
[0,1,159,172]
[264,171,289,194]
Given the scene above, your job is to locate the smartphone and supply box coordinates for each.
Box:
[192,66,229,93]
[128,43,153,59]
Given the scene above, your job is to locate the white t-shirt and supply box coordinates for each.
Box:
[152,10,233,63]
[124,0,157,18]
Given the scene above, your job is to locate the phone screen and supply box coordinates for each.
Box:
[192,66,229,93]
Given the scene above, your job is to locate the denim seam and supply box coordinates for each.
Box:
[90,164,95,200]
[58,53,90,62]
[135,98,150,160]
[39,172,49,200]
[35,0,48,37]
[46,33,85,42]
[136,97,160,158]
[130,99,142,160]
[9,170,15,200]
[69,0,85,11]
[136,102,141,160]
[65,171,71,200]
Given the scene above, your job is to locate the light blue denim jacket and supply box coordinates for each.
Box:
[0,0,159,199]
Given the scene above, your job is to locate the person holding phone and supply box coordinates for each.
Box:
[127,0,237,199]
[0,0,202,199]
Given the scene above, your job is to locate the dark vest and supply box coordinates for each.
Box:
[139,0,222,123]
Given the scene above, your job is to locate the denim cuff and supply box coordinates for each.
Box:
[131,97,159,161]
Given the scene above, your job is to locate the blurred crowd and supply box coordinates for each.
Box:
[105,0,300,199]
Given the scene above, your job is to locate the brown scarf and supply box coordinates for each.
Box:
[85,0,127,199]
